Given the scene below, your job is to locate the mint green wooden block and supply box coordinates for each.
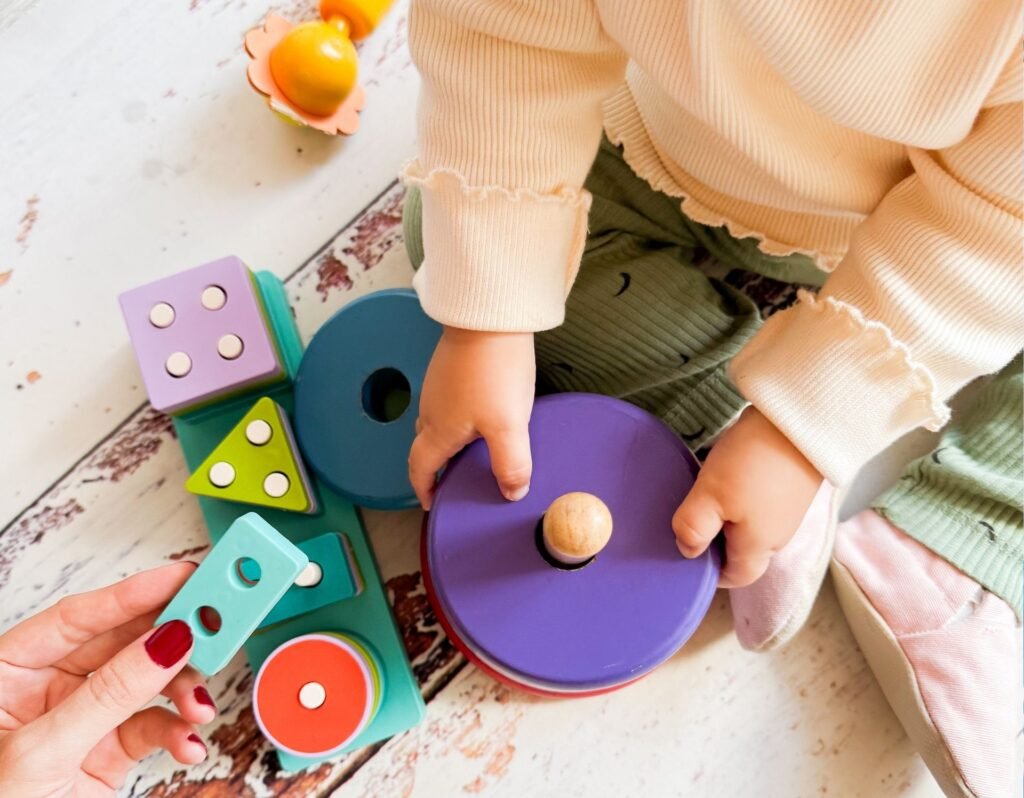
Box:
[254,532,361,630]
[155,512,308,675]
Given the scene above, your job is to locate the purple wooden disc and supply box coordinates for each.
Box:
[426,394,720,691]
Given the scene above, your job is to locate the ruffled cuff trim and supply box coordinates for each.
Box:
[400,160,591,332]
[730,291,951,485]
[795,291,950,431]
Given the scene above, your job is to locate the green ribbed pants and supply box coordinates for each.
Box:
[403,137,1023,615]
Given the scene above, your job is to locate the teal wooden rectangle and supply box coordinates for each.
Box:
[256,532,361,630]
[172,270,426,771]
[155,512,308,676]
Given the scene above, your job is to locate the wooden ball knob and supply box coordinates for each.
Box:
[542,492,613,565]
[269,21,358,117]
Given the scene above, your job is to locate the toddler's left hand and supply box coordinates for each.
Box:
[673,407,822,588]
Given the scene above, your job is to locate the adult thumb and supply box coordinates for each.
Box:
[22,619,194,763]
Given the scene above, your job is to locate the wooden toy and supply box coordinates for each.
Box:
[254,632,383,757]
[255,532,363,630]
[185,397,317,514]
[245,0,394,135]
[118,256,285,414]
[423,394,721,697]
[294,288,441,509]
[542,492,614,566]
[120,263,425,771]
[155,512,308,676]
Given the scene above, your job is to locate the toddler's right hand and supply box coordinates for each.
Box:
[409,327,535,510]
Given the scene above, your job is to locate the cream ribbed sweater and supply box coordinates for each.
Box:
[403,0,1024,485]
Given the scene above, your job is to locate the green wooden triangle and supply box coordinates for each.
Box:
[185,397,316,513]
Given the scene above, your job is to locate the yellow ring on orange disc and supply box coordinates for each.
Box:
[253,633,379,757]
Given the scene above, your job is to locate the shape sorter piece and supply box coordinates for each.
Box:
[253,633,383,758]
[254,532,363,630]
[155,512,308,675]
[185,397,317,514]
[293,289,441,509]
[119,256,286,414]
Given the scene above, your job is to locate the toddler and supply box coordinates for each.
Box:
[401,3,1023,796]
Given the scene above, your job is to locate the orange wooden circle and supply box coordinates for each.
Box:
[254,634,372,756]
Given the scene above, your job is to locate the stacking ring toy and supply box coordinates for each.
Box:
[423,394,720,696]
[253,632,382,758]
[293,289,441,509]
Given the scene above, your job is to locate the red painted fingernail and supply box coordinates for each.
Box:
[144,619,193,668]
[194,685,216,711]
[187,733,207,753]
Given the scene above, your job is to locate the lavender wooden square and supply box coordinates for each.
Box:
[119,256,284,414]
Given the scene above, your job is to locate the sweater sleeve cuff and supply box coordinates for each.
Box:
[728,290,952,486]
[401,160,591,332]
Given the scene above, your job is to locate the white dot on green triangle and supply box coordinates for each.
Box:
[246,419,273,445]
[263,472,289,498]
[209,461,235,487]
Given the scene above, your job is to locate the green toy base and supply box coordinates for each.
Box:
[173,271,425,770]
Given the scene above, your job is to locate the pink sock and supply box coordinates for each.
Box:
[730,480,837,650]
[835,510,1021,798]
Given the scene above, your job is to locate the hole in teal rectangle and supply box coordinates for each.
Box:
[196,605,223,636]
[235,557,262,587]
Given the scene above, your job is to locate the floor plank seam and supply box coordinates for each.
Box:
[1,179,402,534]
[320,657,470,794]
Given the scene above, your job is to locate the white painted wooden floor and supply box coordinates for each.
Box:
[0,1,943,795]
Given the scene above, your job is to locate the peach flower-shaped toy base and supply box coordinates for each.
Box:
[245,14,366,136]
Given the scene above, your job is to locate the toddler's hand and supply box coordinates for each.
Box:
[673,407,822,587]
[409,327,536,510]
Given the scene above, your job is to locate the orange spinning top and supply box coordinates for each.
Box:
[245,0,393,134]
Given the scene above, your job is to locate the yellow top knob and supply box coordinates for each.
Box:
[319,0,393,41]
[269,20,358,117]
[542,492,613,565]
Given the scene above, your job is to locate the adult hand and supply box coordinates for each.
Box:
[0,562,218,797]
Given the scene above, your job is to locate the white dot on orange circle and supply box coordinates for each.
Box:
[209,461,236,487]
[246,419,273,445]
[263,472,290,498]
[201,285,227,310]
[217,334,244,360]
[165,352,192,377]
[149,302,175,328]
[295,562,323,588]
[298,681,326,710]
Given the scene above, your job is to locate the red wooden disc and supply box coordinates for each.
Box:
[253,633,375,757]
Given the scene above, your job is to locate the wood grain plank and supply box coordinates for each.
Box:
[0,0,416,520]
[1,184,469,796]
[338,588,940,798]
[1,180,941,796]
